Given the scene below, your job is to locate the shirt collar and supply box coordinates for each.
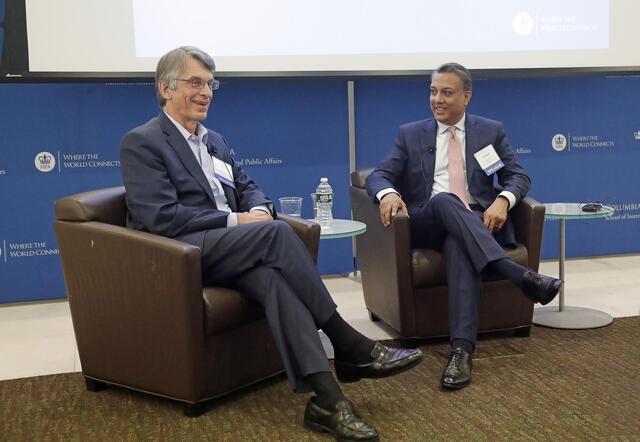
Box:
[163,111,208,144]
[436,114,466,135]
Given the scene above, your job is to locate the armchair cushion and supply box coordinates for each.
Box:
[203,288,264,336]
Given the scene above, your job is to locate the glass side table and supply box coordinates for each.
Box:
[316,219,367,239]
[533,203,615,329]
[310,219,367,276]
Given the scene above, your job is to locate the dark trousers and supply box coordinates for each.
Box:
[410,193,508,345]
[192,220,337,392]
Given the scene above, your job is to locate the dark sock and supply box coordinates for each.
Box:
[321,311,375,363]
[452,338,475,353]
[306,371,345,410]
[487,258,529,287]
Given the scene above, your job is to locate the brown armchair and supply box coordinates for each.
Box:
[350,169,546,339]
[54,186,320,417]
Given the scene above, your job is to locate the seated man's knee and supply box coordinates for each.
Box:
[427,193,467,222]
[272,219,293,231]
[430,192,458,211]
[270,219,297,239]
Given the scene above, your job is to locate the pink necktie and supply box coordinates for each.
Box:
[447,126,470,210]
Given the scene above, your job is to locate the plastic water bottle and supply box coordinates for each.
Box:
[315,177,333,228]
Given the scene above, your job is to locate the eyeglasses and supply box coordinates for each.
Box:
[176,78,220,91]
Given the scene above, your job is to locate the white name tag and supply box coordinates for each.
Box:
[212,156,235,188]
[473,144,505,176]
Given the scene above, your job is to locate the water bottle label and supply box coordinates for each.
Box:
[315,193,333,204]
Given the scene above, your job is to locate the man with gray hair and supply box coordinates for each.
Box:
[366,62,561,390]
[120,46,423,441]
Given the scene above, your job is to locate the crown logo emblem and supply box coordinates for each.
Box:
[551,133,567,152]
[34,151,56,172]
[634,131,640,140]
[38,153,53,164]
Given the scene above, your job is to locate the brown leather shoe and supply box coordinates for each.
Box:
[304,397,379,441]
[334,342,424,383]
[522,270,562,305]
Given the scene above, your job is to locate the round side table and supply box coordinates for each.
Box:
[316,219,367,239]
[533,203,615,329]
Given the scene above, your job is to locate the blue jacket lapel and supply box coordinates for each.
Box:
[464,114,479,184]
[158,113,217,205]
[420,119,438,196]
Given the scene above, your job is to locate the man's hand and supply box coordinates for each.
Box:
[483,196,509,233]
[379,193,408,227]
[237,210,273,224]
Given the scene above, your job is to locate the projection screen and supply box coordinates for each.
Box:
[10,0,640,76]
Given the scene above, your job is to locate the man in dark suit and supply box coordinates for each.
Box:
[366,63,561,390]
[120,46,423,441]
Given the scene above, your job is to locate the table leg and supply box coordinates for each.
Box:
[559,218,565,311]
[352,237,358,275]
[532,219,613,329]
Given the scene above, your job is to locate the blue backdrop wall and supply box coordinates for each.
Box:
[355,75,640,260]
[1,74,639,303]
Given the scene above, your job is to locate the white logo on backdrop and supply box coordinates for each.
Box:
[513,12,534,36]
[570,134,615,149]
[35,152,56,172]
[5,241,59,258]
[604,202,640,222]
[33,151,121,173]
[226,147,283,167]
[235,157,284,166]
[60,152,119,169]
[634,130,640,141]
[552,134,568,152]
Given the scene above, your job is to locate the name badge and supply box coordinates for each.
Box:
[473,144,504,176]
[212,156,236,188]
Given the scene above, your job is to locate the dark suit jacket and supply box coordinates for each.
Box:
[367,113,530,211]
[366,113,531,245]
[120,112,271,248]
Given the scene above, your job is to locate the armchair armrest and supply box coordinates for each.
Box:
[55,220,206,399]
[276,213,321,264]
[510,196,546,271]
[349,183,415,333]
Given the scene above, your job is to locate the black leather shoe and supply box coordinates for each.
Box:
[334,342,423,383]
[304,397,379,441]
[441,347,472,390]
[522,270,562,305]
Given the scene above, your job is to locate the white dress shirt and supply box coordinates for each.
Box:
[164,112,270,226]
